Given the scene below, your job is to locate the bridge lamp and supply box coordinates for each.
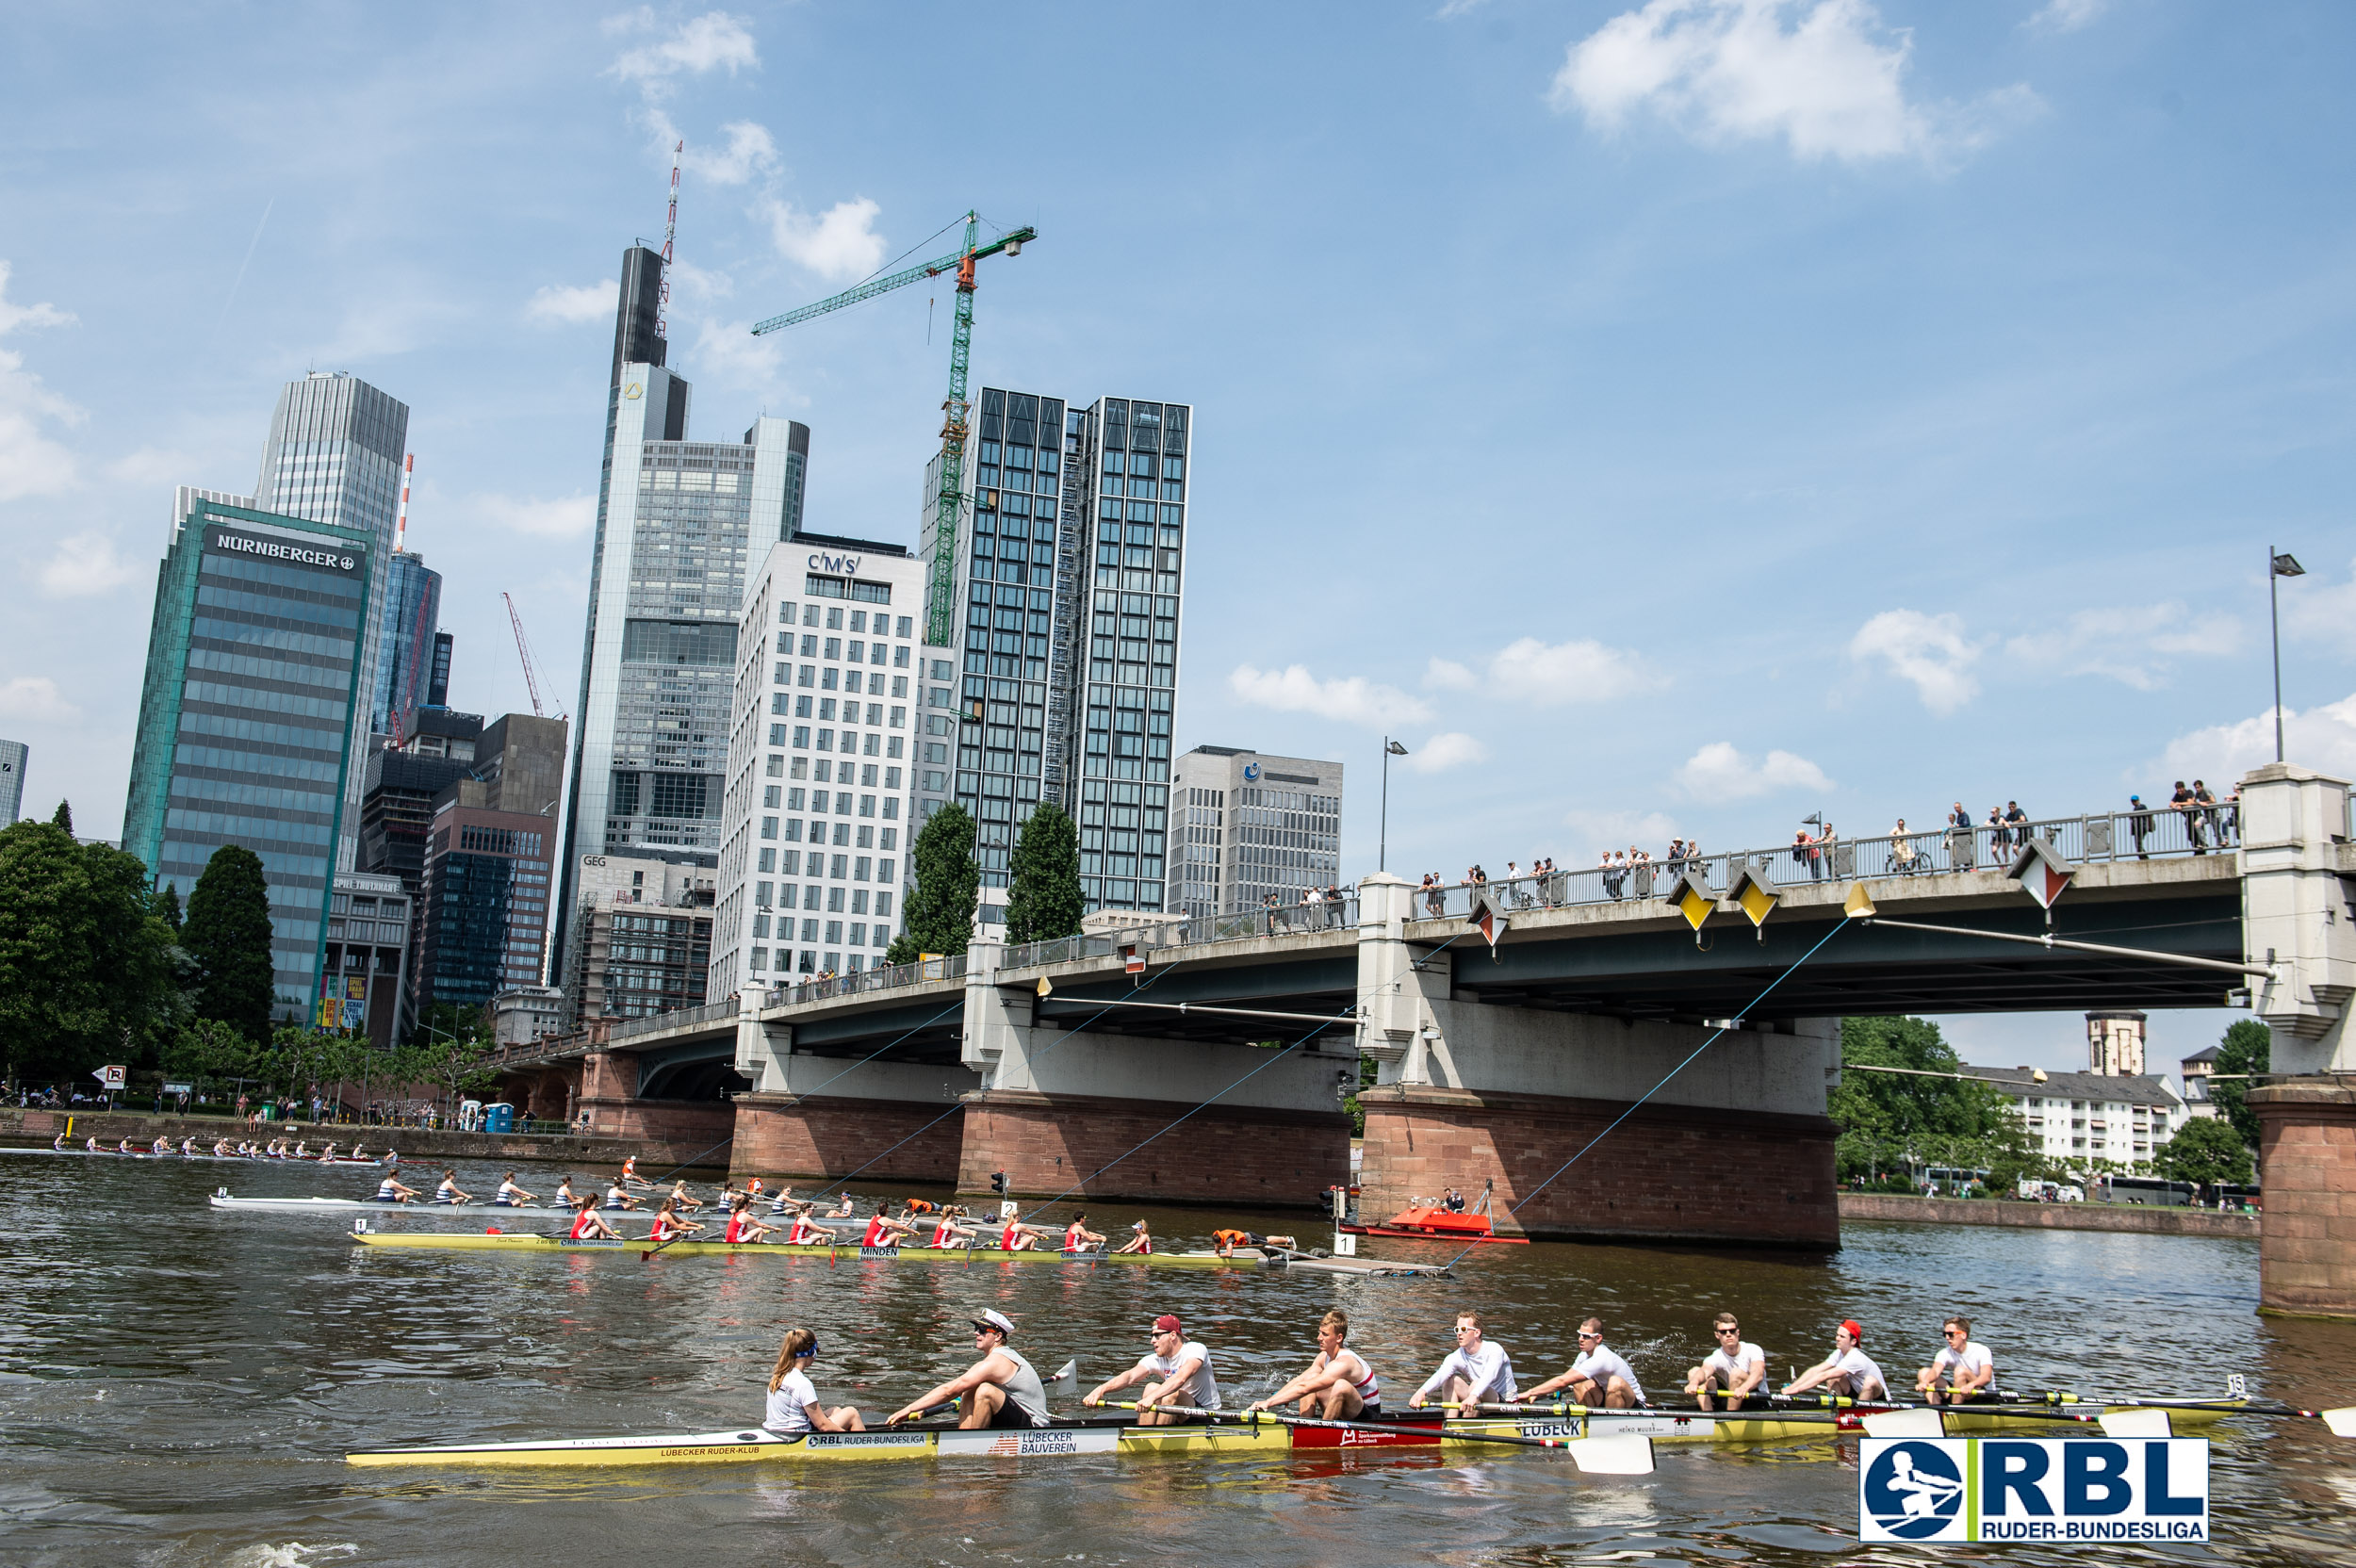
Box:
[1380,739,1409,873]
[2270,547,2305,763]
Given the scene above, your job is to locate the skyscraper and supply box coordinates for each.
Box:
[370,549,443,741]
[912,388,1189,914]
[0,737,25,825]
[552,246,811,980]
[1170,746,1344,917]
[250,372,411,872]
[125,489,374,1019]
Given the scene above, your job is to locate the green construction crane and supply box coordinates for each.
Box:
[752,211,1038,646]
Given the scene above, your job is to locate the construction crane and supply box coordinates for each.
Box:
[502,592,558,720]
[752,212,1037,645]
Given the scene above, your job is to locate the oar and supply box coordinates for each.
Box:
[2017,1389,2356,1437]
[1096,1401,1654,1474]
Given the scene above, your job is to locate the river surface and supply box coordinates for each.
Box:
[1,1151,2350,1567]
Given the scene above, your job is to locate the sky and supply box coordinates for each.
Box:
[4,0,2352,1074]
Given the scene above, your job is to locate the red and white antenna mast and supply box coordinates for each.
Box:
[656,139,681,339]
[392,451,415,553]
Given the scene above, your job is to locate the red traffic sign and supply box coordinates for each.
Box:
[92,1065,126,1088]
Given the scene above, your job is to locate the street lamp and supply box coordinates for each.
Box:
[2269,547,2305,763]
[1380,739,1409,873]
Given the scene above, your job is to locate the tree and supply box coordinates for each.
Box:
[886,803,980,964]
[2157,1115,2255,1189]
[51,800,73,835]
[164,1017,266,1096]
[1830,1017,2021,1183]
[0,818,184,1086]
[416,1034,500,1121]
[1005,803,1084,945]
[2209,1020,2269,1151]
[153,882,183,934]
[182,845,276,1042]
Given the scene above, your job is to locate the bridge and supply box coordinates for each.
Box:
[495,764,2356,1312]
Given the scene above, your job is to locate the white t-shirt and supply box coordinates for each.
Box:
[1830,1348,1887,1396]
[1144,1343,1220,1411]
[1414,1341,1516,1403]
[764,1370,820,1433]
[1932,1341,1992,1382]
[1571,1346,1644,1403]
[1703,1342,1765,1383]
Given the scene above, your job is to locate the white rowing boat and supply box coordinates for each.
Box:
[2,1146,379,1166]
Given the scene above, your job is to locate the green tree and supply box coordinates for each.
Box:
[1830,1017,2021,1183]
[885,803,980,964]
[415,1034,499,1121]
[51,800,73,834]
[2208,1019,2269,1151]
[1005,803,1084,945]
[0,817,184,1086]
[2156,1115,2255,1188]
[182,845,276,1042]
[153,882,183,934]
[164,1017,266,1096]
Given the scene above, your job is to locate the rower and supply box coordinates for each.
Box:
[602,1180,641,1212]
[1063,1213,1106,1253]
[666,1178,703,1212]
[885,1309,1053,1431]
[51,1134,68,1151]
[180,1137,199,1155]
[928,1208,979,1250]
[568,1196,620,1241]
[85,1136,103,1153]
[1249,1310,1380,1419]
[1084,1315,1220,1427]
[764,1328,865,1433]
[999,1216,1051,1252]
[1114,1218,1153,1256]
[1684,1313,1766,1411]
[861,1205,918,1250]
[1916,1315,1995,1405]
[901,1197,940,1217]
[318,1143,336,1161]
[152,1136,172,1154]
[1785,1320,1890,1401]
[494,1171,537,1207]
[724,1198,780,1245]
[1526,1317,1644,1409]
[646,1198,704,1245]
[1409,1311,1518,1410]
[374,1172,420,1203]
[212,1138,235,1156]
[783,1208,835,1246]
[118,1138,139,1154]
[554,1176,579,1209]
[433,1169,473,1205]
[291,1140,309,1159]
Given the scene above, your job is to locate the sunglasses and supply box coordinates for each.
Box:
[1715,1328,1741,1336]
[1578,1331,1601,1340]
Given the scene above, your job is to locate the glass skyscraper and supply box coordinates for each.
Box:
[914,388,1188,913]
[369,550,443,740]
[554,246,810,979]
[125,490,373,1019]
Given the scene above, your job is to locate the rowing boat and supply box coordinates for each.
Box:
[1,1147,379,1166]
[349,1231,1299,1270]
[208,1193,867,1225]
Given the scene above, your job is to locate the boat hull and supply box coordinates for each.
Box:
[349,1233,1278,1268]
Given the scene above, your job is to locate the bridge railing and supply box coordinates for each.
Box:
[609,998,739,1043]
[999,894,1361,971]
[764,954,967,1006]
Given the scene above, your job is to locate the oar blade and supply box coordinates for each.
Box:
[2322,1407,2356,1438]
[1564,1435,1653,1476]
[1050,1361,1079,1401]
[2099,1409,2172,1439]
[1862,1409,1945,1439]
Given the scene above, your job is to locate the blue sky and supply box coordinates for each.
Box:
[4,0,2351,1070]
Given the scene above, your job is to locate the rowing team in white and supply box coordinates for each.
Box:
[58,1134,378,1161]
[754,1307,2001,1438]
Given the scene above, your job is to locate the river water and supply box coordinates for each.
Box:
[1,1151,2349,1567]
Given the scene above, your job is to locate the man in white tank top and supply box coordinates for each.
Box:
[1916,1315,1996,1404]
[884,1310,1052,1430]
[1248,1310,1381,1418]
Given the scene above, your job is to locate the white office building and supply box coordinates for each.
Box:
[711,537,926,994]
[1170,745,1344,917]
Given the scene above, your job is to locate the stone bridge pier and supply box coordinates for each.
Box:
[572,1048,733,1152]
[1354,874,1841,1248]
[957,935,1355,1206]
[731,988,975,1184]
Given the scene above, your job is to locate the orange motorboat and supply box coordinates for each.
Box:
[1339,1183,1529,1245]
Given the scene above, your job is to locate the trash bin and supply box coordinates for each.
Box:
[484,1103,515,1134]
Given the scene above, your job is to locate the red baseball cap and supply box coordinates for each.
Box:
[1841,1319,1865,1341]
[1152,1315,1183,1334]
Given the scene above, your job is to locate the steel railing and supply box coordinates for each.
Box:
[762,954,968,1007]
[998,894,1361,971]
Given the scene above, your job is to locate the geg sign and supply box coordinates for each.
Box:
[1860,1437,2208,1544]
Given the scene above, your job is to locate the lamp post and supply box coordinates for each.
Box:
[1380,739,1408,873]
[2269,546,2305,762]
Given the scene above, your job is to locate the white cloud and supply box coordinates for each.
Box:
[766,197,888,282]
[471,493,595,539]
[1674,740,1833,801]
[1399,732,1489,774]
[642,107,778,186]
[2284,554,2356,657]
[1550,0,2031,164]
[1849,608,1983,714]
[1563,807,1683,858]
[2026,0,2105,32]
[612,11,758,90]
[1422,638,1659,705]
[0,675,76,722]
[2003,604,2241,691]
[39,535,135,598]
[526,280,617,325]
[2154,694,2356,788]
[688,316,785,391]
[1229,664,1432,729]
[0,260,81,502]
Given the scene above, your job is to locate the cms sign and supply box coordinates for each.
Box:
[808,552,861,575]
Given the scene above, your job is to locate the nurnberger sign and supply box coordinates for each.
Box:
[206,525,366,577]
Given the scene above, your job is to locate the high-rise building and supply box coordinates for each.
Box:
[125,490,374,1019]
[911,389,1189,915]
[711,538,924,993]
[564,852,716,1027]
[1170,746,1344,917]
[552,246,811,982]
[250,372,410,873]
[427,631,453,708]
[411,780,556,1021]
[371,550,444,741]
[472,713,568,818]
[0,737,24,825]
[324,871,412,1050]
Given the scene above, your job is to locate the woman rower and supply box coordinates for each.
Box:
[666,1178,703,1212]
[763,1328,865,1434]
[291,1140,310,1159]
[152,1136,172,1154]
[1063,1214,1106,1253]
[723,1197,780,1244]
[554,1176,579,1209]
[602,1179,640,1211]
[118,1138,141,1155]
[495,1171,537,1207]
[51,1133,68,1151]
[646,1197,705,1245]
[434,1169,473,1205]
[180,1137,199,1155]
[999,1217,1051,1252]
[861,1205,919,1250]
[213,1138,235,1156]
[828,1193,856,1218]
[374,1171,421,1203]
[928,1207,979,1250]
[568,1195,620,1241]
[783,1206,834,1246]
[1115,1218,1153,1256]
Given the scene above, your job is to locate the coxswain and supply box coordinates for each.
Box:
[999,1217,1051,1252]
[886,1310,1053,1430]
[1114,1218,1153,1255]
[494,1171,537,1207]
[373,1172,420,1203]
[828,1193,856,1219]
[1784,1320,1890,1401]
[646,1198,704,1245]
[1249,1310,1380,1419]
[1526,1316,1644,1409]
[928,1208,979,1250]
[1916,1315,1995,1405]
[1409,1312,1518,1410]
[602,1180,641,1212]
[434,1169,472,1204]
[861,1205,918,1250]
[567,1196,620,1241]
[724,1198,780,1245]
[763,1328,865,1433]
[1063,1213,1106,1253]
[620,1155,654,1191]
[1684,1313,1767,1410]
[1085,1315,1221,1427]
